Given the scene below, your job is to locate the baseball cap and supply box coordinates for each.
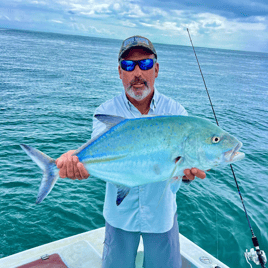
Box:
[118,35,157,61]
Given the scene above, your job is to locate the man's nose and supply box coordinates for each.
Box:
[133,63,142,76]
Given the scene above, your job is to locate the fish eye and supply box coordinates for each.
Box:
[212,136,221,143]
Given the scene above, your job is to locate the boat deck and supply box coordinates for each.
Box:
[0,227,229,268]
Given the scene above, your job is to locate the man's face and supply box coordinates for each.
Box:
[118,48,159,101]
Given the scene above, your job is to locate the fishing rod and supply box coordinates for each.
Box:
[186,28,267,268]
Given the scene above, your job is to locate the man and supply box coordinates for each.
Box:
[56,36,206,268]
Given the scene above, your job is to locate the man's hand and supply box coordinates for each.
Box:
[183,168,207,182]
[55,150,90,180]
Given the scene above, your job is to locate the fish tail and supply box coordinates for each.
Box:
[20,144,59,204]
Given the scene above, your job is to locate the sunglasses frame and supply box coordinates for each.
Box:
[119,58,157,72]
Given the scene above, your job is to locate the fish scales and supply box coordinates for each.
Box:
[78,116,190,187]
[80,116,189,161]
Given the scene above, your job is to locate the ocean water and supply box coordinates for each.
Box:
[0,29,267,268]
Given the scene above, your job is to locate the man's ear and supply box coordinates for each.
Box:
[155,62,159,78]
[118,65,122,80]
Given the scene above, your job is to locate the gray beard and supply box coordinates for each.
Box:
[126,84,152,101]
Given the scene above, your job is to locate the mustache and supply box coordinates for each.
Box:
[129,77,148,87]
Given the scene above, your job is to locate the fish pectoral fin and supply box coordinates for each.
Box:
[157,159,185,208]
[169,157,184,194]
[170,176,183,194]
[157,175,176,208]
[116,185,131,206]
[157,176,182,208]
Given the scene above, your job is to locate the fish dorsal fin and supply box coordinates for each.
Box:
[94,114,126,129]
[74,115,126,156]
[116,185,131,206]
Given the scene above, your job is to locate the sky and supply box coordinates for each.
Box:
[0,0,268,53]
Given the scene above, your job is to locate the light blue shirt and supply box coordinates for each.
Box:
[91,89,188,233]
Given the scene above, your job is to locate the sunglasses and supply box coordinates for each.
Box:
[120,58,157,72]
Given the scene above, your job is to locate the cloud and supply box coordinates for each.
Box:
[30,1,47,5]
[0,0,267,52]
[143,0,268,18]
[194,12,267,33]
[3,15,11,21]
[140,21,182,32]
[121,20,137,27]
[139,10,267,37]
[51,19,63,24]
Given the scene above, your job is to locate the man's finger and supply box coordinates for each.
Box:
[59,164,67,178]
[77,162,90,179]
[191,168,206,179]
[56,158,63,169]
[183,169,194,180]
[66,156,75,179]
[72,156,81,179]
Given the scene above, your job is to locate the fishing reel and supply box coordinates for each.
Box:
[244,248,267,267]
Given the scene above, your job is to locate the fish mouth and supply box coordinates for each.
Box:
[224,141,245,163]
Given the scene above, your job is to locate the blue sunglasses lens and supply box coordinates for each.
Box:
[120,60,136,71]
[120,59,155,71]
[139,59,154,70]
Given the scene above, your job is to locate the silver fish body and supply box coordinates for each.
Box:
[20,114,245,204]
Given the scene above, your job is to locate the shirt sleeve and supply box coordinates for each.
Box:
[176,102,188,116]
[156,92,188,117]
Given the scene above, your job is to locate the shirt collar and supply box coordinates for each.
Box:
[122,87,159,112]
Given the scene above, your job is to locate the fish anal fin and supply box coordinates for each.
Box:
[116,186,131,206]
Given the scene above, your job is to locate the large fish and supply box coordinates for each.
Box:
[20,114,245,205]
